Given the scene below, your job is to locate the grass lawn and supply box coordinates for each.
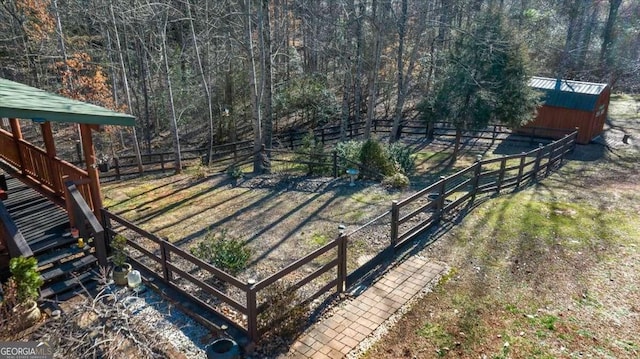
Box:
[363,95,640,358]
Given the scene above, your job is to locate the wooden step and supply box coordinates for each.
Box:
[40,254,97,282]
[31,235,77,255]
[40,270,95,299]
[37,245,93,267]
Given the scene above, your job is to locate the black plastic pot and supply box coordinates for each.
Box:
[98,162,110,172]
[205,338,240,359]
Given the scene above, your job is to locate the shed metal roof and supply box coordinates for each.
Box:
[0,78,135,126]
[529,76,608,112]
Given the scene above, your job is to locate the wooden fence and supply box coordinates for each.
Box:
[96,119,571,181]
[390,131,578,247]
[101,130,577,344]
[98,140,254,180]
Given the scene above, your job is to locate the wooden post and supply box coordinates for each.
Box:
[496,157,506,194]
[114,157,121,180]
[336,234,347,293]
[321,128,325,144]
[160,153,165,173]
[471,155,482,202]
[436,176,446,221]
[545,141,556,177]
[246,282,258,343]
[63,176,76,229]
[533,143,544,182]
[40,121,63,196]
[8,118,26,175]
[332,151,338,178]
[160,239,172,281]
[390,201,399,247]
[79,123,103,219]
[516,152,526,188]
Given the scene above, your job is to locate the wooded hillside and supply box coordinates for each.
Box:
[1,0,638,160]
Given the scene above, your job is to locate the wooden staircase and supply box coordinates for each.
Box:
[2,173,99,301]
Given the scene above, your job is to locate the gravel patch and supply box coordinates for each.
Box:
[122,285,211,358]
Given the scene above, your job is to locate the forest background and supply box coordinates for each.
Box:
[1,0,638,169]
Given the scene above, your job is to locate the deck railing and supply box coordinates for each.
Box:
[0,129,92,210]
[0,200,32,258]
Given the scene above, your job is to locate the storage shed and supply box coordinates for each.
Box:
[523,76,610,144]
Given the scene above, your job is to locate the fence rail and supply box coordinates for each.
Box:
[101,130,577,345]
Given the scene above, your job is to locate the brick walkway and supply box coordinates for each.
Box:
[286,256,447,358]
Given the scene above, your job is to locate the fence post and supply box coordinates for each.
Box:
[533,143,544,182]
[321,128,325,145]
[516,152,526,189]
[471,155,482,202]
[159,153,165,173]
[436,176,446,221]
[246,282,258,343]
[289,130,294,149]
[332,151,338,178]
[390,201,399,247]
[101,209,113,257]
[159,239,172,281]
[496,156,506,194]
[337,234,347,293]
[373,119,377,133]
[114,157,121,180]
[529,128,536,145]
[545,141,556,177]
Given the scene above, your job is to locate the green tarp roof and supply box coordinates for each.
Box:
[0,78,135,126]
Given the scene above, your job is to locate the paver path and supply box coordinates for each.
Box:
[286,256,447,358]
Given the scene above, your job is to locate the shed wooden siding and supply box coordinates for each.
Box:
[524,79,610,145]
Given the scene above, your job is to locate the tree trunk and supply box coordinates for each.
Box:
[364,0,384,139]
[599,0,622,72]
[244,0,263,173]
[186,0,215,165]
[161,16,182,174]
[261,0,273,152]
[110,4,143,173]
[390,0,409,143]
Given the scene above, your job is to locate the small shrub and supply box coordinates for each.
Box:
[110,234,128,268]
[226,164,243,179]
[335,140,363,168]
[186,164,207,180]
[298,130,329,175]
[360,139,394,176]
[9,256,43,303]
[382,173,410,189]
[190,230,251,276]
[387,143,416,175]
[258,281,309,340]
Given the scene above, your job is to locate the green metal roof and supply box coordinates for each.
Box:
[0,78,135,126]
[529,76,608,112]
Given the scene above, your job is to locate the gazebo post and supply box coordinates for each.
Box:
[8,118,26,175]
[79,123,103,219]
[40,121,63,196]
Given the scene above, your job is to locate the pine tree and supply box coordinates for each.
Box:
[419,11,541,159]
